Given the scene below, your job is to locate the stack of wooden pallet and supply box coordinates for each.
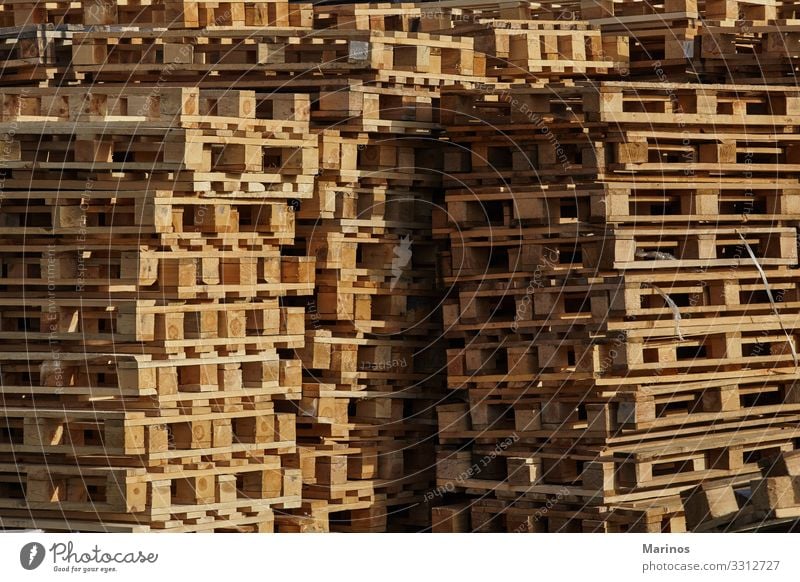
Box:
[364,0,694,76]
[278,0,621,533]
[0,23,76,85]
[683,450,800,531]
[4,0,800,535]
[282,102,447,533]
[435,79,800,532]
[568,0,800,82]
[314,2,629,80]
[700,1,800,83]
[0,1,633,87]
[0,0,307,26]
[0,2,483,87]
[0,0,312,85]
[12,1,800,87]
[576,0,701,74]
[67,28,482,86]
[275,9,481,535]
[0,0,456,534]
[399,0,800,83]
[0,85,317,532]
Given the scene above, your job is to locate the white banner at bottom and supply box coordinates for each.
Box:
[0,534,795,581]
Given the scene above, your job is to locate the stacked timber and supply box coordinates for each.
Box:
[0,0,456,534]
[0,23,78,85]
[274,19,479,534]
[682,450,800,531]
[10,1,800,88]
[67,28,483,86]
[3,0,800,535]
[0,1,634,87]
[239,0,583,533]
[0,86,317,532]
[435,80,800,532]
[569,0,800,81]
[315,2,629,80]
[0,0,312,85]
[0,0,465,535]
[281,96,447,533]
[0,0,308,27]
[576,0,701,75]
[699,1,800,83]
[277,1,628,533]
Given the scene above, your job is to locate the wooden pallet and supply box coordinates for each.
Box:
[437,57,800,528]
[66,27,485,83]
[0,77,319,532]
[683,449,800,531]
[438,496,688,533]
[10,1,800,535]
[0,24,77,84]
[0,0,311,28]
[477,21,626,78]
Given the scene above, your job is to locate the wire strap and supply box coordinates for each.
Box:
[738,233,799,370]
[644,283,685,341]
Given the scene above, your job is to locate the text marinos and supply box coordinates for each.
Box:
[643,545,690,554]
